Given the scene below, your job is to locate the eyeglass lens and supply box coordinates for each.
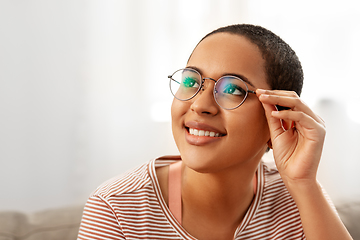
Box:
[169,68,249,109]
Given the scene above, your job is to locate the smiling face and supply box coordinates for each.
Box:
[171,33,271,173]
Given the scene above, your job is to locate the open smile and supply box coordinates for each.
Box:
[183,119,227,146]
[184,121,226,145]
[188,128,222,137]
[184,127,225,146]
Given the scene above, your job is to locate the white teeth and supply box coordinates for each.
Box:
[189,128,221,137]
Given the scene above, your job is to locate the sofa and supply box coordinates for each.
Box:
[0,205,84,240]
[336,201,360,240]
[0,202,359,240]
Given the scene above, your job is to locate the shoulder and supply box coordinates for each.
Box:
[261,160,294,202]
[241,161,306,238]
[91,160,152,199]
[260,161,302,220]
[90,155,182,200]
[79,156,184,240]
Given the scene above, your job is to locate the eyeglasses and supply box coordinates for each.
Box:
[168,68,256,110]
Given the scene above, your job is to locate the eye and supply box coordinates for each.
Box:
[182,76,200,88]
[222,83,246,96]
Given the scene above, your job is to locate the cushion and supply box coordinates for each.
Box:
[337,202,360,239]
[0,205,84,240]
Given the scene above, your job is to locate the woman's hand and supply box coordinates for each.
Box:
[256,89,353,240]
[256,89,326,185]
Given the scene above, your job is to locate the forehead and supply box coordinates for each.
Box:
[187,33,269,89]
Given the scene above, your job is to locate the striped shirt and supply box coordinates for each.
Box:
[78,156,306,239]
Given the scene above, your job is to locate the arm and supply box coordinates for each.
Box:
[77,196,126,240]
[257,89,352,240]
[286,179,350,240]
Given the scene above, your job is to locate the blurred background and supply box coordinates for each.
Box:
[1,0,359,214]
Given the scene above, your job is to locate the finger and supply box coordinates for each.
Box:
[262,102,286,139]
[257,91,324,127]
[271,110,326,139]
[258,94,301,110]
[256,89,298,97]
[256,89,300,109]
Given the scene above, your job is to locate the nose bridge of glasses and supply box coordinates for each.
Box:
[200,77,217,90]
[202,77,217,82]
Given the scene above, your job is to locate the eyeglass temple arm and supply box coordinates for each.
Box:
[168,75,180,84]
[248,89,256,94]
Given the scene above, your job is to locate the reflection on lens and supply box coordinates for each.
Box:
[170,68,201,100]
[215,77,248,109]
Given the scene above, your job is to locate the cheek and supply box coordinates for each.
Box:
[228,105,270,142]
[171,100,179,130]
[251,105,269,136]
[170,99,176,120]
[252,107,270,140]
[171,99,183,123]
[171,98,192,119]
[171,99,188,135]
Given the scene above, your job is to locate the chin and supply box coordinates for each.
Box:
[181,152,236,174]
[180,152,216,173]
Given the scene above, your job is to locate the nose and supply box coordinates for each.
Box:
[190,80,219,115]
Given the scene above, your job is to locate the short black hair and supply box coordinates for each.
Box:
[196,24,303,96]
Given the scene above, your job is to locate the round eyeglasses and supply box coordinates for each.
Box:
[168,68,256,110]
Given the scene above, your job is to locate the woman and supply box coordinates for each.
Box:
[77,24,352,239]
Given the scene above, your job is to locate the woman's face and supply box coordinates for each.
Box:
[171,33,271,173]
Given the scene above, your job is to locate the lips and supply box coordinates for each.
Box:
[184,121,226,145]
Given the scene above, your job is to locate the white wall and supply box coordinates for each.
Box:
[0,0,359,212]
[247,0,360,204]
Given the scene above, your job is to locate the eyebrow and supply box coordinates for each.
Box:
[186,65,255,88]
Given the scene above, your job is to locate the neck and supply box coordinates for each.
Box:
[181,161,259,221]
